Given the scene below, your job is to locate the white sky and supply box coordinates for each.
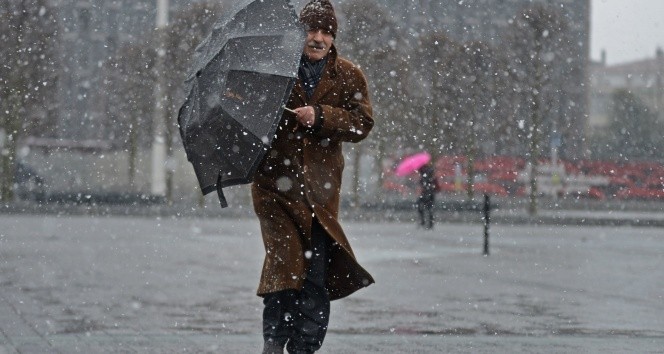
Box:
[591,0,664,65]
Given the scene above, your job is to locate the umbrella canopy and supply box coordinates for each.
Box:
[177,0,305,208]
[394,152,432,177]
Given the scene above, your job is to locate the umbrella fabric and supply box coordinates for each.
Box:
[395,152,432,177]
[178,0,305,208]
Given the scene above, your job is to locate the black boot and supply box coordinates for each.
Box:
[263,290,296,353]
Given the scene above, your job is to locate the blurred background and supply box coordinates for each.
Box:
[1,0,663,215]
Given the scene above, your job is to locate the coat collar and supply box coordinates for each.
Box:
[293,45,339,104]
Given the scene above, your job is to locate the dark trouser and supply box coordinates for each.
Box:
[417,195,434,229]
[263,219,331,353]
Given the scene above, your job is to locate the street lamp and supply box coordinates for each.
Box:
[151,0,169,197]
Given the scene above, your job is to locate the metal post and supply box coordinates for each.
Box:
[483,194,490,256]
[151,0,169,197]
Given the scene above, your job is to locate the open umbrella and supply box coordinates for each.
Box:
[394,152,432,177]
[177,0,305,208]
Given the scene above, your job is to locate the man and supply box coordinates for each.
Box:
[251,1,375,353]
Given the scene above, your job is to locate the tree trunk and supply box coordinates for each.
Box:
[465,142,476,202]
[0,94,21,202]
[0,137,16,202]
[374,139,386,203]
[198,187,206,208]
[351,145,362,209]
[465,110,478,202]
[528,39,543,216]
[128,115,138,188]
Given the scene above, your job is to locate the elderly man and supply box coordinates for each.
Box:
[252,1,375,353]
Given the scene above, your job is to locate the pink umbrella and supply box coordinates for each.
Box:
[394,152,432,177]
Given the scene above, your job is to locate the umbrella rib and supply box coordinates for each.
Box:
[228,68,297,79]
[227,32,297,41]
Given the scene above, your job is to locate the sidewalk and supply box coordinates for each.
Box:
[1,215,663,353]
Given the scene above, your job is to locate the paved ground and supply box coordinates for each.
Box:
[1,215,663,353]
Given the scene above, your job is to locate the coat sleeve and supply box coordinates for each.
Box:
[311,65,374,143]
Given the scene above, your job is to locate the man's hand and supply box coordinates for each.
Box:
[293,106,316,127]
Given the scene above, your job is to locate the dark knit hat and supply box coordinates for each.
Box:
[300,0,338,38]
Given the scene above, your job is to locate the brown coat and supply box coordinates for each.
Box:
[251,46,375,300]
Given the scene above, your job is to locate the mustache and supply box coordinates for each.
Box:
[306,41,325,49]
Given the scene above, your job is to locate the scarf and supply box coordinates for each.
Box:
[298,55,328,98]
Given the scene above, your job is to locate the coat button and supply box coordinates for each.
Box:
[303,138,309,144]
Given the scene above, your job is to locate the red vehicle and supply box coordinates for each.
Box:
[615,187,664,200]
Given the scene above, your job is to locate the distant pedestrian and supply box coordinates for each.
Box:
[252,1,375,353]
[417,163,436,229]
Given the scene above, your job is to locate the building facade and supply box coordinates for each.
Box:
[590,48,664,129]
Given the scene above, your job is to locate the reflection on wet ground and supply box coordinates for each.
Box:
[1,216,663,352]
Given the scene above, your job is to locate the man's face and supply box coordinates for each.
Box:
[303,29,333,62]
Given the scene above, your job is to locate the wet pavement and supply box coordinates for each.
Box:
[1,215,663,353]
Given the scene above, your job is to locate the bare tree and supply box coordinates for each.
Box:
[446,41,511,200]
[339,0,409,205]
[0,0,58,201]
[503,3,567,215]
[107,43,155,186]
[409,31,459,158]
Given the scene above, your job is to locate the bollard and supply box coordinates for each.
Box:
[483,194,490,256]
